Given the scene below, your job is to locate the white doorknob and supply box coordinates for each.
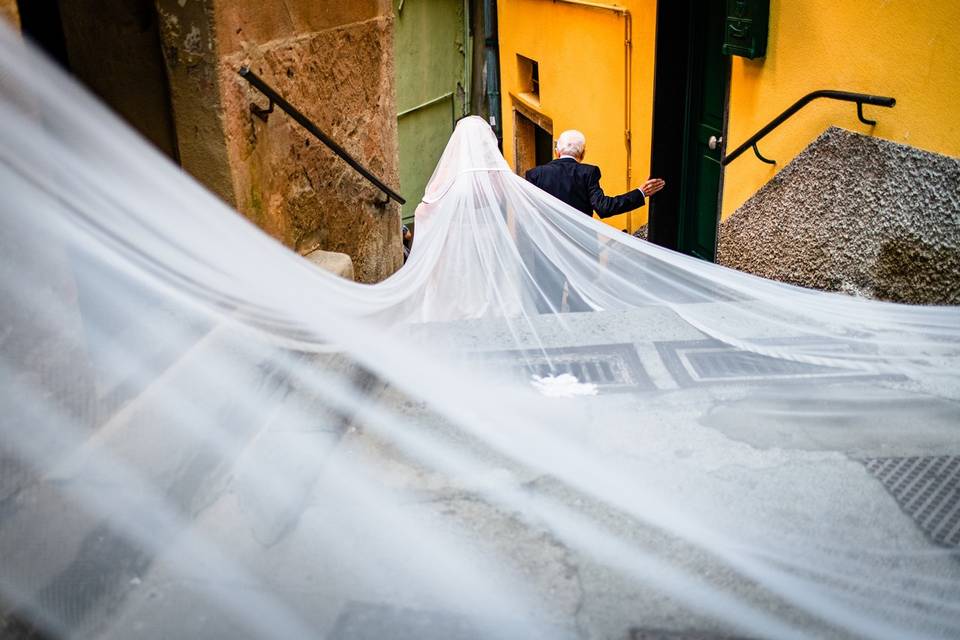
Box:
[708,135,723,151]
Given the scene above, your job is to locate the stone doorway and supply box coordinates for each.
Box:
[17,0,180,162]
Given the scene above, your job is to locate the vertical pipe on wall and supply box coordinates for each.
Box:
[483,0,502,147]
[623,11,633,230]
[548,0,633,229]
[463,0,472,116]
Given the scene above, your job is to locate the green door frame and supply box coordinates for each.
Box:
[676,0,728,260]
[648,0,729,261]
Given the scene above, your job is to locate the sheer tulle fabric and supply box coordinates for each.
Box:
[2,25,959,640]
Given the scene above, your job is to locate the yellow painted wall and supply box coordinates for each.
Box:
[724,0,960,217]
[497,0,657,232]
[500,0,960,234]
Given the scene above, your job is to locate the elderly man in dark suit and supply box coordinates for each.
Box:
[525,129,664,219]
[523,129,664,311]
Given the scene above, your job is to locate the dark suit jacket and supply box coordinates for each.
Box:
[524,157,645,219]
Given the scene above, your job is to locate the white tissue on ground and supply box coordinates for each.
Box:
[530,373,599,397]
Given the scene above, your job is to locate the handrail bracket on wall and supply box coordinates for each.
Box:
[250,97,274,122]
[856,101,878,126]
[751,142,775,165]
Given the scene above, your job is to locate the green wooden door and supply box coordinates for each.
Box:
[394,0,470,224]
[677,0,727,260]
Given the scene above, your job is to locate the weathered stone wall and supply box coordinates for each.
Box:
[12,0,400,282]
[0,0,19,29]
[717,127,960,305]
[217,0,402,283]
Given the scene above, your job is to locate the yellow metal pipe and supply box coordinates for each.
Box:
[548,0,633,230]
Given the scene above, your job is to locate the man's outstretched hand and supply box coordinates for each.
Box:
[640,178,665,198]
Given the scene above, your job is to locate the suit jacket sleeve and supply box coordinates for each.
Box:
[587,166,645,219]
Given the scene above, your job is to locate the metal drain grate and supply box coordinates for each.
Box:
[655,338,899,387]
[629,629,755,640]
[329,603,479,640]
[328,603,535,640]
[862,456,960,548]
[683,349,835,379]
[477,343,654,393]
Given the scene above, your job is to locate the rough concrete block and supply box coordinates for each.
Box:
[717,127,960,305]
[304,249,355,281]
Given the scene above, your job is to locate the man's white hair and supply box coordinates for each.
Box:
[556,129,586,158]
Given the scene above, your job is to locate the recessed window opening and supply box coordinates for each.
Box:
[517,54,540,100]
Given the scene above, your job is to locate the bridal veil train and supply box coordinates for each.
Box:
[2,22,959,640]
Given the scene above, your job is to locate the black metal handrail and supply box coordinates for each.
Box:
[721,90,896,166]
[238,66,405,205]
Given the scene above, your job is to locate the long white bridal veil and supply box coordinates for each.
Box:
[2,22,960,640]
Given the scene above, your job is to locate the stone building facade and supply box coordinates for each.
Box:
[0,0,18,28]
[210,1,403,282]
[11,0,403,283]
